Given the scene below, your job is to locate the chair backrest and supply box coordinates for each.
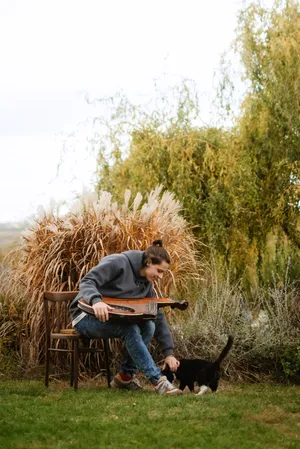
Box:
[44,291,79,334]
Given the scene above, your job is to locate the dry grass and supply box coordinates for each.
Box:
[167,257,300,381]
[0,186,201,367]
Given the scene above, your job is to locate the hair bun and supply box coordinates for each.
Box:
[152,239,163,247]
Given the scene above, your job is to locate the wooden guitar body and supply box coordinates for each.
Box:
[78,297,188,322]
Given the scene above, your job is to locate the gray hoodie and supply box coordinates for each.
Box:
[69,250,174,356]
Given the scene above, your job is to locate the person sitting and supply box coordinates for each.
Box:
[69,239,182,395]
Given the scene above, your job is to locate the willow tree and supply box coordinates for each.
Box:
[93,1,300,284]
[230,0,300,280]
[93,81,269,281]
[93,83,243,260]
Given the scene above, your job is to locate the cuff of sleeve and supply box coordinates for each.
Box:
[163,349,174,357]
[91,297,103,305]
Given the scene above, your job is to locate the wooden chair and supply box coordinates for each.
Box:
[44,291,111,391]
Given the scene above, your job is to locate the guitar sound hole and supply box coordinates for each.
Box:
[109,304,135,313]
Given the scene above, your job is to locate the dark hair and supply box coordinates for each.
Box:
[142,239,170,266]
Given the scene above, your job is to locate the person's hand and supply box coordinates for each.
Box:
[92,302,114,322]
[162,355,180,372]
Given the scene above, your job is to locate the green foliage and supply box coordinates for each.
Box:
[93,0,300,288]
[281,342,300,381]
[94,83,258,280]
[235,0,300,250]
[0,349,22,379]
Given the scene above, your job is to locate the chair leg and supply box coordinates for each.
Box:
[45,340,50,388]
[73,339,79,391]
[70,340,74,387]
[103,339,111,388]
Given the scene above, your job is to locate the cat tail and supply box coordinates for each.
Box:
[214,335,234,364]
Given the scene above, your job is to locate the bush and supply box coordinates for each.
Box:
[280,343,300,383]
[163,256,300,382]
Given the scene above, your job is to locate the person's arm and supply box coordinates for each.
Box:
[149,285,174,355]
[154,310,179,370]
[154,309,174,356]
[149,286,180,371]
[78,258,120,321]
[79,258,120,305]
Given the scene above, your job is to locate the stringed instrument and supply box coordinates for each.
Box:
[78,296,188,322]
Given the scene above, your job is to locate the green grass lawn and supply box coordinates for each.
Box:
[0,380,299,449]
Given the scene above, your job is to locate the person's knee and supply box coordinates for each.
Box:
[122,321,155,342]
[123,323,141,338]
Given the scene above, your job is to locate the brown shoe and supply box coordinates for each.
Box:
[110,373,143,391]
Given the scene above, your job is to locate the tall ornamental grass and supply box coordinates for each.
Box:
[0,186,201,368]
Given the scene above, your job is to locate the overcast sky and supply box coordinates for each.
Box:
[0,0,271,223]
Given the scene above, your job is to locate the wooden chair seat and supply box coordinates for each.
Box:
[59,329,80,335]
[50,332,81,339]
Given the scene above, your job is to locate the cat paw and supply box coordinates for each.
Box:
[195,385,209,396]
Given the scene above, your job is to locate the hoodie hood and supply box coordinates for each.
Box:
[123,250,146,280]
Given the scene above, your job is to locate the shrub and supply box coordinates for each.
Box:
[162,256,300,382]
[280,343,300,383]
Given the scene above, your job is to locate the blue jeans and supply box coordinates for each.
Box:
[75,314,162,384]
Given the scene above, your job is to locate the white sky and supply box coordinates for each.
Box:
[0,0,269,223]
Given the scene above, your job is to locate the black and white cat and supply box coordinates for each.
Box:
[163,335,234,396]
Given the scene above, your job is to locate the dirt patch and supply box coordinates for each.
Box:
[251,406,300,423]
[248,406,300,439]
